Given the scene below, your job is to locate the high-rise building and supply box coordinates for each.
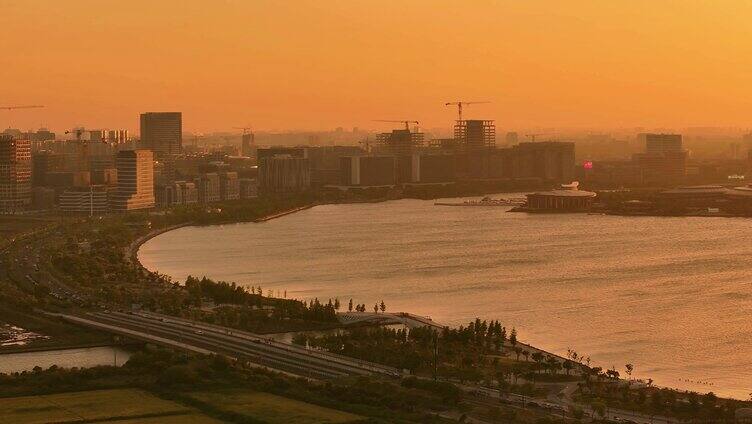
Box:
[508,142,576,183]
[140,112,182,159]
[633,133,687,185]
[339,156,396,186]
[107,129,129,143]
[88,129,108,142]
[110,150,154,211]
[259,155,311,193]
[454,120,495,151]
[0,135,32,211]
[241,132,255,157]
[374,129,424,156]
[640,133,683,155]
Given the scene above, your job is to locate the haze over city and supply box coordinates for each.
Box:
[3,2,752,423]
[4,0,752,132]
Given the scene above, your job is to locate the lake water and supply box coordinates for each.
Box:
[138,196,752,399]
[0,346,131,374]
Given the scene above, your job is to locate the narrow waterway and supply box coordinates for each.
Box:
[0,346,131,374]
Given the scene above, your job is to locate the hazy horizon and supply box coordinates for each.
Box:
[4,1,752,133]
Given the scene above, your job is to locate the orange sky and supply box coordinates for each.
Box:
[2,0,752,134]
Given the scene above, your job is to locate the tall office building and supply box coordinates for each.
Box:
[110,149,155,211]
[107,129,129,143]
[634,133,687,185]
[641,133,683,155]
[140,112,182,159]
[0,135,32,211]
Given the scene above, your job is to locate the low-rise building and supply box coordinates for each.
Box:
[59,186,110,214]
[239,178,258,199]
[259,155,310,193]
[196,173,220,203]
[524,182,596,212]
[219,171,239,201]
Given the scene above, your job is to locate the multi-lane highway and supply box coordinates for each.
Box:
[54,310,401,380]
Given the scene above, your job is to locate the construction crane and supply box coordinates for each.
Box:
[373,120,419,132]
[233,126,252,134]
[1,105,44,128]
[444,101,490,122]
[525,133,548,142]
[0,105,44,111]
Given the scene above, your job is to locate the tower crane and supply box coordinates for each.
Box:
[444,101,490,122]
[373,120,419,132]
[525,133,548,142]
[233,126,253,134]
[0,105,44,111]
[1,105,44,128]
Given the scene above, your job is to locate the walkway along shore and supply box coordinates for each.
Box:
[253,204,315,222]
[128,203,317,275]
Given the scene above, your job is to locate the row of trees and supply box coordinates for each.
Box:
[346,298,386,313]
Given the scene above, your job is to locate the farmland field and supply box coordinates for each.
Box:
[0,388,215,424]
[188,390,363,424]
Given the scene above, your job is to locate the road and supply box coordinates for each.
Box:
[52,310,401,380]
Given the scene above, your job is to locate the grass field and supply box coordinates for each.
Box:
[188,390,363,424]
[0,388,218,424]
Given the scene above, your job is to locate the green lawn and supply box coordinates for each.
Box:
[188,390,363,424]
[0,388,206,424]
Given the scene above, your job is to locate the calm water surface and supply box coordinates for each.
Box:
[139,197,752,399]
[0,346,131,373]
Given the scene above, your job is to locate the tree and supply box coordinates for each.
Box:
[546,357,560,375]
[348,298,353,312]
[509,328,517,346]
[374,303,378,313]
[513,347,522,361]
[522,350,530,362]
[591,401,606,419]
[625,363,634,380]
[531,352,544,373]
[334,298,340,310]
[562,360,573,375]
[379,300,386,313]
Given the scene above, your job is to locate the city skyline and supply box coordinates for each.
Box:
[4,1,752,133]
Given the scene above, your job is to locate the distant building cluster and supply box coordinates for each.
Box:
[10,107,751,215]
[0,111,258,214]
